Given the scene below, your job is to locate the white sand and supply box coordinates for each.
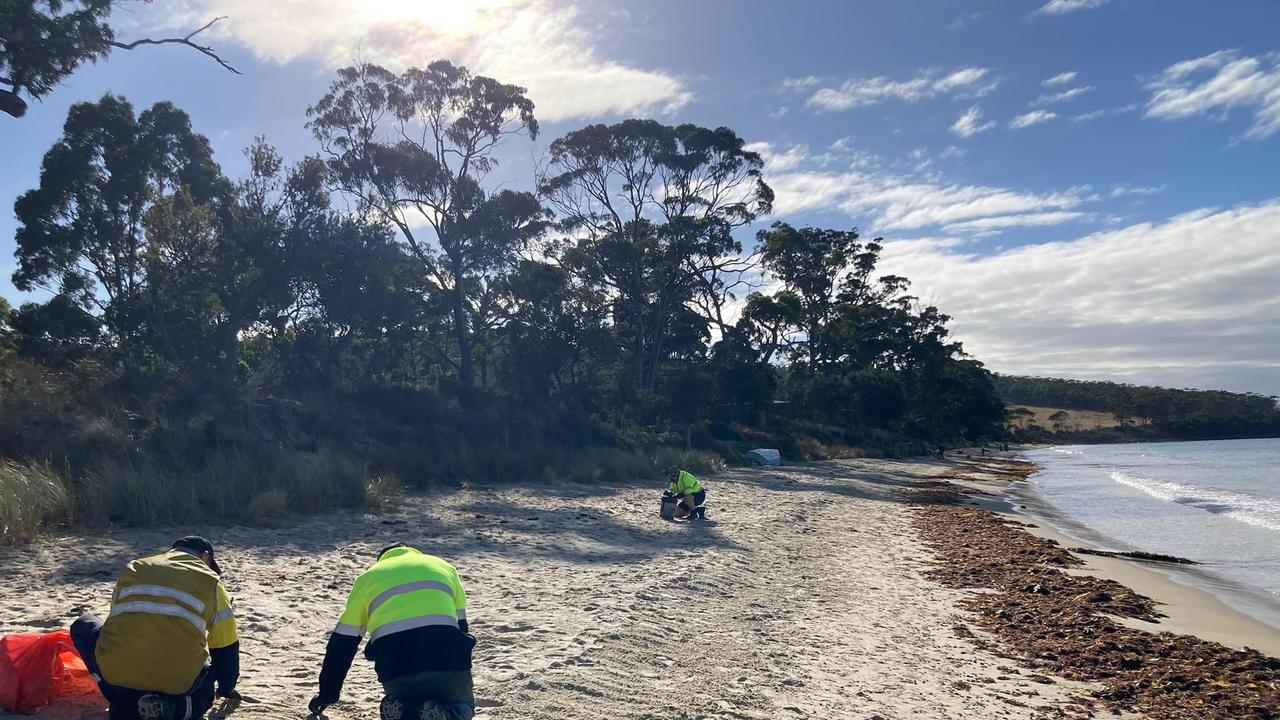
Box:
[0,459,1101,720]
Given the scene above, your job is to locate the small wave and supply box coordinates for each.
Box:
[1110,471,1280,533]
[1052,448,1084,455]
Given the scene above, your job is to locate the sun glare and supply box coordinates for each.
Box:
[357,0,515,36]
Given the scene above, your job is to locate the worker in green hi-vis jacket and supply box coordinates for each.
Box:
[666,467,707,520]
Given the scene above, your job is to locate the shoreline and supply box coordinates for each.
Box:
[916,455,1280,718]
[1004,474,1280,651]
[947,453,1280,656]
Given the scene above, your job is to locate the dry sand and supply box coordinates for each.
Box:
[4,460,1126,719]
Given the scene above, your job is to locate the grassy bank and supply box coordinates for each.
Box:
[0,442,728,545]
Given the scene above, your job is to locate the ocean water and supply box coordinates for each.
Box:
[1022,438,1280,628]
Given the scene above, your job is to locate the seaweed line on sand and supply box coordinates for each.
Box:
[907,459,1280,720]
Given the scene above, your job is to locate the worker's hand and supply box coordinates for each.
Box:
[307,695,327,716]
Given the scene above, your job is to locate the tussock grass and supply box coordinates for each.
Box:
[0,460,72,544]
[79,448,373,527]
[363,473,406,512]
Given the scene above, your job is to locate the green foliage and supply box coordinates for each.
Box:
[306,60,546,390]
[0,0,115,117]
[1,1,238,119]
[541,119,773,395]
[1,61,1022,540]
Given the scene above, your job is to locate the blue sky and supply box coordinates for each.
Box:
[3,0,1279,395]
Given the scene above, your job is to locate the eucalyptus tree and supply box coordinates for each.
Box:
[12,94,226,373]
[540,119,772,391]
[306,60,549,390]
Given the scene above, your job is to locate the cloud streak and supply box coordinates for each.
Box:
[1034,86,1095,105]
[144,0,691,122]
[1043,71,1079,87]
[951,106,996,137]
[1032,0,1110,17]
[1010,110,1059,129]
[758,144,1096,235]
[806,67,996,111]
[1145,50,1280,139]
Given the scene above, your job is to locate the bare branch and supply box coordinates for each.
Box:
[111,17,242,76]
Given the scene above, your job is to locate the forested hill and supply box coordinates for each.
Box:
[995,375,1280,441]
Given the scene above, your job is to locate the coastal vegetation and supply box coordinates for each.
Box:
[0,61,1002,541]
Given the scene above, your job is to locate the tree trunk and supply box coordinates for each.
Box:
[450,255,472,390]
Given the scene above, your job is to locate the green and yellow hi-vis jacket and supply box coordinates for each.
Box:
[670,469,702,495]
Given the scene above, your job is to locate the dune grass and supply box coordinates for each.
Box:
[0,460,73,544]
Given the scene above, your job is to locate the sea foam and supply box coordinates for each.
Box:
[1111,471,1280,533]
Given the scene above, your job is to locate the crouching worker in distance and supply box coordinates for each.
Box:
[309,545,475,720]
[666,466,707,520]
[71,536,240,720]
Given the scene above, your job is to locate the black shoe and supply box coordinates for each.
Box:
[380,695,406,720]
[137,694,175,720]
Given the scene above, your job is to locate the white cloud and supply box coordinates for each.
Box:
[744,142,810,172]
[782,76,821,91]
[1043,71,1079,87]
[1010,110,1059,129]
[878,200,1280,395]
[1034,86,1095,105]
[144,0,690,122]
[1032,0,1110,17]
[807,67,996,111]
[938,145,965,160]
[942,211,1088,235]
[1073,109,1107,122]
[951,106,996,137]
[767,167,1094,234]
[1145,50,1280,139]
[1111,184,1166,198]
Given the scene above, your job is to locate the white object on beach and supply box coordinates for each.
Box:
[744,448,781,466]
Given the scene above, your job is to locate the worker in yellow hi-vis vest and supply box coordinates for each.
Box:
[308,544,475,720]
[666,466,708,520]
[70,536,240,720]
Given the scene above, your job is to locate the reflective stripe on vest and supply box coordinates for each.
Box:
[117,583,207,614]
[109,600,206,633]
[368,580,456,616]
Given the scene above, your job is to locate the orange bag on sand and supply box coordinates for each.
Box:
[0,629,91,714]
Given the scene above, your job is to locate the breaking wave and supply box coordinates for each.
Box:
[1111,471,1280,533]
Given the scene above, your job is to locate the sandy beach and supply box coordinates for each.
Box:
[1,457,1275,719]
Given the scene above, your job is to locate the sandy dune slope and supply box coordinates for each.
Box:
[0,460,1095,719]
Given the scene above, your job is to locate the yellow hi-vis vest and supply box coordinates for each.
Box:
[670,470,701,495]
[332,547,467,644]
[96,550,238,694]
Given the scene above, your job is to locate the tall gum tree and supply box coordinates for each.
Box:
[540,119,772,392]
[12,94,226,374]
[306,60,548,391]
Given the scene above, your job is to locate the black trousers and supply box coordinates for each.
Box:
[677,489,706,506]
[71,614,214,720]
